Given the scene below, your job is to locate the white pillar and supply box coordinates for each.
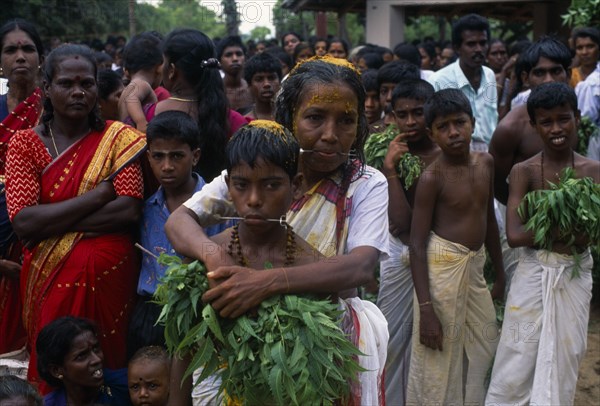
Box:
[366,0,405,49]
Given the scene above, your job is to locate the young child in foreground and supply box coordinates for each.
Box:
[127,111,228,358]
[119,32,163,132]
[406,88,505,405]
[486,82,600,405]
[128,346,170,406]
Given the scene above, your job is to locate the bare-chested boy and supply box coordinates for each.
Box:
[172,121,325,405]
[489,37,573,204]
[406,88,504,405]
[486,82,600,406]
[377,79,440,405]
[217,36,253,114]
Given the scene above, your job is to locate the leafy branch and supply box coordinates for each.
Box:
[518,167,600,276]
[364,124,424,189]
[154,254,363,404]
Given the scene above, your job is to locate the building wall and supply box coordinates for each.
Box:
[365,0,569,47]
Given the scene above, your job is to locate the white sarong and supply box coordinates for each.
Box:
[406,233,499,406]
[485,248,593,406]
[377,236,413,405]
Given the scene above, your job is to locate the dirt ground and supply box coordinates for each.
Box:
[575,303,600,405]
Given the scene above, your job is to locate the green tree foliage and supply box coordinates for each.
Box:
[273,0,306,41]
[562,0,600,27]
[0,0,226,45]
[249,26,272,42]
[0,0,129,42]
[274,0,365,47]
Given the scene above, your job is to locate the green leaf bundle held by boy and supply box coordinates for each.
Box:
[154,254,363,405]
[364,124,423,188]
[518,167,600,275]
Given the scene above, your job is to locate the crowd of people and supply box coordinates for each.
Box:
[0,11,597,406]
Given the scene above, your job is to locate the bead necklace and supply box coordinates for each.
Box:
[541,150,574,185]
[228,223,297,267]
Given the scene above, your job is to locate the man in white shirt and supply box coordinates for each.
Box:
[427,14,498,151]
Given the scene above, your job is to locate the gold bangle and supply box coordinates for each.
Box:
[386,174,398,180]
[419,300,432,307]
[281,268,290,293]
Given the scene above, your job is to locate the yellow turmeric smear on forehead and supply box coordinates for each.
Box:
[307,90,343,106]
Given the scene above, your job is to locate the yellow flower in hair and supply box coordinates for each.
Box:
[290,54,360,76]
[248,120,287,137]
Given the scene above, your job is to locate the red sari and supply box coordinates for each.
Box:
[0,88,42,354]
[5,121,145,386]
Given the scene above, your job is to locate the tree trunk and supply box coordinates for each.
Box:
[128,0,136,38]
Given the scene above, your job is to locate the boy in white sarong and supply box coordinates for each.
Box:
[486,82,600,406]
[377,79,440,405]
[407,89,505,405]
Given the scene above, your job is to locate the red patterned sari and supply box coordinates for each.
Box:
[0,88,42,354]
[5,121,145,385]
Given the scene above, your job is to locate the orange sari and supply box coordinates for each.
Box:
[0,88,42,354]
[5,121,145,385]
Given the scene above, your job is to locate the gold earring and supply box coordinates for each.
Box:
[0,67,3,76]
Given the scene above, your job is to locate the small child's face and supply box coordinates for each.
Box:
[221,45,245,75]
[364,90,382,124]
[128,359,169,406]
[99,83,124,121]
[314,41,327,57]
[147,138,200,191]
[227,158,296,227]
[392,97,427,142]
[531,104,579,150]
[295,47,314,63]
[250,71,281,104]
[429,112,474,154]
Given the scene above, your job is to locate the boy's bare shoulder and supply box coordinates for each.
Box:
[293,233,325,266]
[418,158,442,184]
[210,228,232,248]
[576,153,600,182]
[472,151,493,167]
[509,152,541,180]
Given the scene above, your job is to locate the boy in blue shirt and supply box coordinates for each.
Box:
[126,111,230,358]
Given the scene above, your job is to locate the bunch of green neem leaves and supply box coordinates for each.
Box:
[364,124,424,189]
[518,167,600,277]
[154,254,363,405]
[577,116,599,156]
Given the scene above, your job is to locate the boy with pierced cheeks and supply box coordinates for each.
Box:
[486,82,600,406]
[406,88,504,405]
[377,79,440,404]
